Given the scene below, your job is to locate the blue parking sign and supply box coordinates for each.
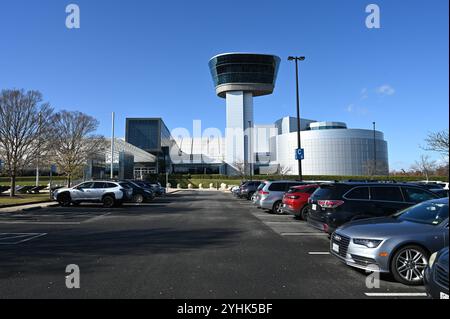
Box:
[295,148,304,160]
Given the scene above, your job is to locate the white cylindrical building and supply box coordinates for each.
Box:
[274,121,389,176]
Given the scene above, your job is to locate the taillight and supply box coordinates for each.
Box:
[259,190,269,195]
[317,200,344,209]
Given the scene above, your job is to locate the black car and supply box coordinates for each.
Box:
[424,247,449,299]
[308,182,441,234]
[140,181,166,196]
[239,181,262,200]
[119,180,155,203]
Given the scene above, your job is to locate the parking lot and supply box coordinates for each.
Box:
[0,190,428,298]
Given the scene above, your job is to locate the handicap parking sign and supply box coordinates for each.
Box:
[295,148,304,160]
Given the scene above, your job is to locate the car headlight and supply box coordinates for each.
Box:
[429,251,438,268]
[353,238,382,248]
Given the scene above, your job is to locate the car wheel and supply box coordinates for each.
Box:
[272,201,284,214]
[247,192,254,200]
[133,194,144,203]
[102,195,116,208]
[391,245,429,285]
[57,193,71,207]
[300,205,309,221]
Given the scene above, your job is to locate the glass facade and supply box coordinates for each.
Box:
[209,53,280,87]
[309,126,347,130]
[126,119,160,151]
[125,118,177,173]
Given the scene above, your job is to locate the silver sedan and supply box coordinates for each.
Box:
[330,197,449,285]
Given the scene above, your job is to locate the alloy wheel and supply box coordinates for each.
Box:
[103,196,115,208]
[274,202,283,214]
[134,194,144,203]
[395,248,428,283]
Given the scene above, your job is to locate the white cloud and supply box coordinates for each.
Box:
[360,88,368,100]
[376,84,395,96]
[346,104,354,112]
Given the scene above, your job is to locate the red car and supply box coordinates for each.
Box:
[282,184,319,220]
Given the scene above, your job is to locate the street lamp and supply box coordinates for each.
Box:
[248,120,253,181]
[373,122,377,176]
[288,56,305,181]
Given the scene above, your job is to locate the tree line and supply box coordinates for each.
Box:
[0,89,106,196]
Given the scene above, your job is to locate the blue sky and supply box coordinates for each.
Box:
[0,0,448,170]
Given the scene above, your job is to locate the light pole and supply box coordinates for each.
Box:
[373,122,377,176]
[111,112,115,180]
[288,56,305,180]
[36,112,42,187]
[248,120,253,181]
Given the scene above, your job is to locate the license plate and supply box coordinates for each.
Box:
[332,243,339,253]
[312,204,317,210]
[441,292,449,299]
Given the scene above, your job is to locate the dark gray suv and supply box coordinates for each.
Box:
[239,181,262,200]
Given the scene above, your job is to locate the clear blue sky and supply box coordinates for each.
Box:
[0,0,448,170]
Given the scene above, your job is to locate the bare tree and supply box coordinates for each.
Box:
[277,164,292,176]
[411,155,437,181]
[0,89,53,196]
[363,159,389,177]
[423,130,449,157]
[49,111,106,187]
[232,161,247,179]
[363,159,377,177]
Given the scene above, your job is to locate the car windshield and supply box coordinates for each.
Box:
[393,201,449,225]
[119,182,132,189]
[287,187,306,194]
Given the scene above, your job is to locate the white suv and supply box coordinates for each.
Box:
[53,181,133,208]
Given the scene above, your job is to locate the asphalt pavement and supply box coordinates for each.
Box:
[0,191,427,299]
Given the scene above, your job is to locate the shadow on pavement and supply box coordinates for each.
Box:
[0,227,242,278]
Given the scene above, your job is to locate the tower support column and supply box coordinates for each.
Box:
[225,91,253,175]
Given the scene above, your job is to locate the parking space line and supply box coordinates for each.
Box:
[0,233,47,245]
[281,232,328,236]
[308,252,331,255]
[0,221,81,225]
[0,233,34,240]
[0,211,113,225]
[365,292,427,297]
[84,212,112,223]
[264,222,300,225]
[252,214,288,218]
